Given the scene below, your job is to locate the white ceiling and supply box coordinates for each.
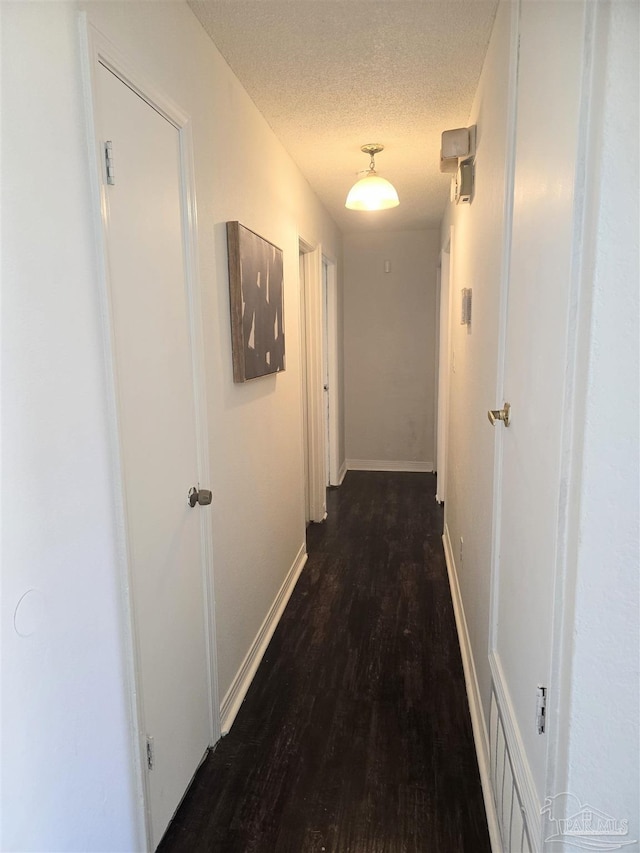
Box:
[188,0,498,233]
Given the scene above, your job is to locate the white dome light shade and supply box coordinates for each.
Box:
[345,172,400,210]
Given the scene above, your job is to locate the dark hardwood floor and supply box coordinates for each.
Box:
[158,472,490,853]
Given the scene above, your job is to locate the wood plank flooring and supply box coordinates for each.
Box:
[158,472,490,852]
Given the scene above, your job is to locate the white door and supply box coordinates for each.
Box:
[299,243,326,522]
[436,237,451,504]
[322,257,340,488]
[322,259,330,487]
[96,63,212,849]
[299,249,311,523]
[490,0,587,818]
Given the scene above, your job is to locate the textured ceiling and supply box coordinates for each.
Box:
[188,0,498,233]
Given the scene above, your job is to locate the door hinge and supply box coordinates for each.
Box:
[146,735,154,770]
[536,685,547,734]
[105,140,115,185]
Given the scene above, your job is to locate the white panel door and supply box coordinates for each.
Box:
[299,244,326,522]
[299,250,311,523]
[436,239,451,504]
[96,63,211,849]
[322,259,330,487]
[491,0,586,809]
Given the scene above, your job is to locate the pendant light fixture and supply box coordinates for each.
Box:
[345,144,399,211]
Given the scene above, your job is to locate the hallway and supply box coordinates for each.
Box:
[159,472,490,852]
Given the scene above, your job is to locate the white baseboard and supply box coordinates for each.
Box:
[337,460,348,485]
[220,542,308,734]
[443,524,503,853]
[346,459,434,473]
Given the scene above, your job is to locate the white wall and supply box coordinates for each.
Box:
[344,230,439,470]
[562,0,639,842]
[1,4,140,850]
[1,2,342,849]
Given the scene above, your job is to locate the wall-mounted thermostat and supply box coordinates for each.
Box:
[454,159,474,204]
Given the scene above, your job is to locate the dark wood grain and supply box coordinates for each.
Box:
[158,472,490,852]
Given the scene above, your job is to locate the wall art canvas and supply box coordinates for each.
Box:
[227,221,285,382]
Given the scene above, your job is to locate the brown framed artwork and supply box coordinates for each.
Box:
[226,221,285,382]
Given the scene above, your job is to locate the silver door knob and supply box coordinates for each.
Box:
[188,487,213,507]
[488,402,511,427]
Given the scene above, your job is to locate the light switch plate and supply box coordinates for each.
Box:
[461,288,472,325]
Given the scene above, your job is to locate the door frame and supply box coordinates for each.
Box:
[298,237,326,522]
[80,20,220,849]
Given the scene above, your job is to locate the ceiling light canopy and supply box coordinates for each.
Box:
[345,144,399,211]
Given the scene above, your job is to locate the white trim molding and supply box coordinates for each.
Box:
[489,653,541,852]
[443,526,502,853]
[347,459,434,473]
[337,460,348,485]
[220,543,308,734]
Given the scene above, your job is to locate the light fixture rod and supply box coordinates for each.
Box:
[360,143,384,172]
